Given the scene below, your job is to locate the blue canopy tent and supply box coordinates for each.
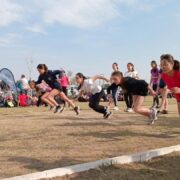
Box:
[0,68,18,107]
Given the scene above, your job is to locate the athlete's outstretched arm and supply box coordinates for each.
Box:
[91,75,110,83]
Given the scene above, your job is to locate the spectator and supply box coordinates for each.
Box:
[20,75,29,93]
[58,71,70,96]
[27,81,38,105]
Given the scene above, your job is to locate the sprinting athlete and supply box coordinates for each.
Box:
[36,64,80,115]
[75,73,111,119]
[108,71,157,124]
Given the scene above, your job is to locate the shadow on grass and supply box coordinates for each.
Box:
[8,156,85,172]
[68,129,180,141]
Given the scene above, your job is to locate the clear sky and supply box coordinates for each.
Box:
[0,0,180,81]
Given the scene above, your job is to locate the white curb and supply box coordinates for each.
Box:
[3,144,180,180]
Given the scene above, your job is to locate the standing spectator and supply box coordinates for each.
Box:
[110,63,120,110]
[59,71,70,96]
[58,71,70,107]
[20,75,29,94]
[27,81,38,105]
[124,63,139,112]
[150,61,160,108]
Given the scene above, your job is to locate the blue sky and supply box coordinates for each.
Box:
[0,0,180,81]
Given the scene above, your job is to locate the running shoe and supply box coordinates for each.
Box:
[114,106,119,111]
[54,105,62,114]
[49,106,55,111]
[149,108,158,125]
[125,108,133,113]
[104,110,112,119]
[74,106,80,115]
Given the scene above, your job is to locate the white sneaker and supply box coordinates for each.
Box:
[127,108,133,113]
[114,106,119,111]
[149,108,158,125]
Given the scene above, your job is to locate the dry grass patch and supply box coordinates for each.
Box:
[0,98,179,178]
[54,152,180,180]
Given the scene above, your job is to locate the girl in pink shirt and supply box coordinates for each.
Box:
[160,54,180,115]
[59,71,70,96]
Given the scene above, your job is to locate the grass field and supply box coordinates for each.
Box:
[0,97,179,179]
[55,152,180,180]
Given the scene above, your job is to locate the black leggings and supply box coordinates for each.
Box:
[124,92,133,108]
[153,84,159,106]
[62,87,68,96]
[89,91,107,114]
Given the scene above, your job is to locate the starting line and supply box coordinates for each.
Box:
[3,144,180,180]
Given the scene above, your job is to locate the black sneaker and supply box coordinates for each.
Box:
[74,106,80,115]
[59,105,65,113]
[162,110,168,114]
[49,106,55,111]
[104,111,112,119]
[54,106,62,114]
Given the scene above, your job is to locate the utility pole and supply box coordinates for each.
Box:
[26,57,34,80]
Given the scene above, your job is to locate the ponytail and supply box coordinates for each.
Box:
[173,60,180,71]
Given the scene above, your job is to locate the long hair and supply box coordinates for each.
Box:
[111,71,123,78]
[113,62,119,71]
[127,62,135,72]
[37,64,48,73]
[76,73,87,90]
[173,60,180,71]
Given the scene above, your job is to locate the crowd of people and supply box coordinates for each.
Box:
[15,53,180,125]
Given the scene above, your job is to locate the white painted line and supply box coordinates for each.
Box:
[3,144,180,180]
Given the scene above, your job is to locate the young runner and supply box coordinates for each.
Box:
[108,71,158,124]
[75,73,111,119]
[124,63,139,112]
[36,64,80,114]
[160,54,180,115]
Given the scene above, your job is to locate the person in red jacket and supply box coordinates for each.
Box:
[19,91,28,107]
[160,54,180,115]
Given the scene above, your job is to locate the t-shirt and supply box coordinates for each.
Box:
[21,78,29,90]
[108,77,149,96]
[19,94,28,106]
[123,77,149,96]
[36,70,62,89]
[80,79,102,95]
[151,68,160,85]
[27,89,37,97]
[161,71,180,101]
[124,71,138,78]
[59,76,69,88]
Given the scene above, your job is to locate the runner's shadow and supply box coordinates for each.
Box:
[8,156,85,172]
[68,129,179,141]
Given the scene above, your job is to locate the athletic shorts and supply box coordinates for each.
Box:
[159,79,166,89]
[132,88,148,97]
[52,82,63,92]
[153,84,158,91]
